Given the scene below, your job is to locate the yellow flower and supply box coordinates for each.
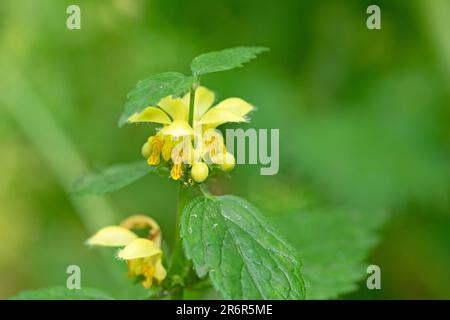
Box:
[128,86,254,182]
[86,215,166,289]
[117,238,166,289]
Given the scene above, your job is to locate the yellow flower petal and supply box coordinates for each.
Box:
[127,106,172,124]
[162,136,174,161]
[117,238,162,260]
[154,259,167,282]
[199,110,246,127]
[159,120,193,137]
[183,86,215,120]
[86,226,138,247]
[170,163,183,180]
[127,255,166,288]
[127,258,143,276]
[199,98,254,127]
[147,135,163,166]
[158,96,188,121]
[141,141,151,159]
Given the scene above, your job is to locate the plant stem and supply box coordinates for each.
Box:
[173,182,187,248]
[199,183,214,199]
[170,77,198,299]
[170,182,189,299]
[188,77,198,127]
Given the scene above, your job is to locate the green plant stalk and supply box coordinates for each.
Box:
[173,183,188,249]
[174,79,198,247]
[169,183,189,299]
[169,80,199,299]
[177,78,200,243]
[188,77,198,126]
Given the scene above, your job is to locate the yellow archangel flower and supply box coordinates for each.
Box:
[128,86,253,182]
[86,215,166,289]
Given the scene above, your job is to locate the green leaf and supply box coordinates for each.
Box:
[9,286,114,300]
[71,161,153,195]
[180,195,305,300]
[191,47,269,76]
[118,72,193,126]
[273,207,388,299]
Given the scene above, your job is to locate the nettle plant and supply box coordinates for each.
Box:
[74,47,305,299]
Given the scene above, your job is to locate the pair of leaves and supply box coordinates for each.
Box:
[119,47,268,126]
[180,195,305,300]
[10,287,114,300]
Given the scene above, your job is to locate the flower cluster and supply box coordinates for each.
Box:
[86,215,166,289]
[127,86,253,183]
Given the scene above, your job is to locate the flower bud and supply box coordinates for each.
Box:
[221,152,235,171]
[191,162,209,183]
[141,141,152,159]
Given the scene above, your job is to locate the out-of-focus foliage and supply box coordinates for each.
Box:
[0,0,449,299]
[72,161,152,195]
[274,207,388,299]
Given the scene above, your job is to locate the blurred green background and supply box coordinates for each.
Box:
[0,0,449,299]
